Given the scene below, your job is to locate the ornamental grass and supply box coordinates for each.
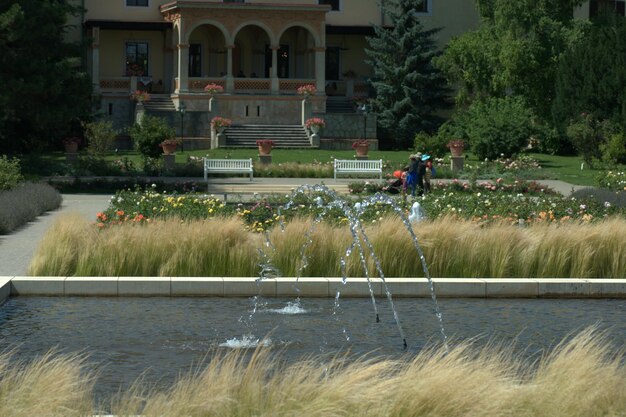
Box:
[29,215,626,278]
[3,330,626,416]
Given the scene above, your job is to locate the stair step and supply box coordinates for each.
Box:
[224,124,311,148]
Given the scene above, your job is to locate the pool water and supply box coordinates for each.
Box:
[1,296,624,400]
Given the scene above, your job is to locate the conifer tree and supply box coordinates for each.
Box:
[365,0,450,148]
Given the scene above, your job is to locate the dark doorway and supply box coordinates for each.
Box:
[265,45,290,78]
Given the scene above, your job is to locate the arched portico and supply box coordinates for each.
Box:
[162,1,328,95]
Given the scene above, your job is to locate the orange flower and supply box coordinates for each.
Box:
[116,210,125,217]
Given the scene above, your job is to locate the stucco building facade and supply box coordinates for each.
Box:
[70,0,483,147]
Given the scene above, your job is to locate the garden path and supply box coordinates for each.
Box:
[0,194,112,276]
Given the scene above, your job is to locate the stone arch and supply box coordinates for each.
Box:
[232,23,273,78]
[276,22,322,48]
[187,23,228,77]
[277,24,319,79]
[184,20,230,45]
[232,21,276,45]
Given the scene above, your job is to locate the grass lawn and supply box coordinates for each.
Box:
[21,148,624,187]
[527,153,614,186]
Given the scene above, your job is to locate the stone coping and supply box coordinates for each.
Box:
[1,277,626,301]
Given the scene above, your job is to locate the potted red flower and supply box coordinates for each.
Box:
[160,138,180,155]
[256,139,275,155]
[447,139,466,157]
[352,139,369,157]
[62,137,81,153]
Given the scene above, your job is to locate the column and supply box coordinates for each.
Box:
[91,27,100,93]
[314,47,326,96]
[226,45,234,93]
[163,28,173,93]
[176,43,189,93]
[270,45,279,94]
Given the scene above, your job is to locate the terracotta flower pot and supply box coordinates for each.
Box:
[354,144,369,157]
[258,144,273,156]
[162,143,177,155]
[64,142,78,153]
[449,145,464,157]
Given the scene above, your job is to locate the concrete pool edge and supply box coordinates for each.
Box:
[2,277,626,301]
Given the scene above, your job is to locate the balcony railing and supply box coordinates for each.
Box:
[189,78,226,92]
[234,78,271,94]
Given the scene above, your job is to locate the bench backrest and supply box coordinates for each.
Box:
[204,159,253,170]
[203,158,254,181]
[333,159,383,180]
[334,159,382,171]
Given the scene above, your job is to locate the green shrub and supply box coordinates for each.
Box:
[0,155,24,190]
[566,113,610,166]
[457,96,536,160]
[597,170,626,192]
[0,183,62,234]
[413,131,448,157]
[129,115,176,159]
[83,120,118,156]
[601,131,626,165]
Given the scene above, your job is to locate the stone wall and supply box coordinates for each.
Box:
[321,113,377,139]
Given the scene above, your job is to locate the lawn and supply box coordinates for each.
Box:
[20,148,624,187]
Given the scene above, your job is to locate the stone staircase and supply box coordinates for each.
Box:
[143,94,176,112]
[225,124,312,148]
[326,96,356,113]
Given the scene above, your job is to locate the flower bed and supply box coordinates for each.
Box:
[597,170,626,192]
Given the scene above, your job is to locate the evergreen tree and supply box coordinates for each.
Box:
[365,0,451,148]
[0,0,92,153]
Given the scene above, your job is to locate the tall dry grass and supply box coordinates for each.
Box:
[29,215,626,278]
[3,331,625,416]
[0,351,93,417]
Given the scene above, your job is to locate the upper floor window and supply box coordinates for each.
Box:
[319,0,340,12]
[126,42,149,76]
[126,0,148,6]
[415,0,431,14]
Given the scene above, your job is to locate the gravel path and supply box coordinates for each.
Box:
[0,194,111,276]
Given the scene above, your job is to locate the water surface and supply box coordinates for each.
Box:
[0,296,624,400]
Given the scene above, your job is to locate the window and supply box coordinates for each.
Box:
[126,0,148,6]
[189,44,202,77]
[319,0,340,12]
[125,42,149,76]
[325,47,340,81]
[590,0,625,17]
[415,0,431,14]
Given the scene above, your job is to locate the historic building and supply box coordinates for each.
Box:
[69,0,482,148]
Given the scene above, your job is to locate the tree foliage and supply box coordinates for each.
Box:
[436,0,584,120]
[365,0,451,148]
[455,96,537,160]
[553,12,626,132]
[0,0,92,154]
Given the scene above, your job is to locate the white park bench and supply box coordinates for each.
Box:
[203,158,254,181]
[333,159,383,181]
